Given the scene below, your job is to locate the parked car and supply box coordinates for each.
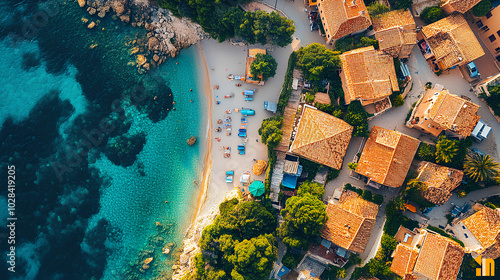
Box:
[466,62,480,79]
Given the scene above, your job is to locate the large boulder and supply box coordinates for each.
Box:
[78,0,86,8]
[148,36,160,51]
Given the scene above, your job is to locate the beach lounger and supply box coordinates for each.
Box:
[226,171,234,183]
[245,97,253,101]
[238,129,247,138]
[241,117,247,123]
[238,144,245,155]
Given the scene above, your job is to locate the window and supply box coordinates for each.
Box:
[495,47,500,52]
[483,26,490,32]
[487,11,493,19]
[489,34,496,42]
[497,30,500,37]
[496,55,500,62]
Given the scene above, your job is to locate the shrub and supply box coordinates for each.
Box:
[345,101,369,137]
[282,251,303,269]
[485,202,497,209]
[473,0,491,17]
[367,3,390,17]
[427,225,465,247]
[391,94,404,107]
[335,36,378,53]
[326,168,340,183]
[372,194,384,205]
[420,6,444,24]
[305,92,315,103]
[277,52,297,114]
[348,162,358,170]
[361,190,373,201]
[394,0,413,9]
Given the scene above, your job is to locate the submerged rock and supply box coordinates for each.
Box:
[88,21,96,29]
[187,136,197,146]
[144,257,153,265]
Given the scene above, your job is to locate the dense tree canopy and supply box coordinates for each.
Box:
[258,116,283,148]
[278,194,327,248]
[367,3,390,17]
[250,53,278,81]
[296,181,325,200]
[420,6,444,24]
[197,199,277,280]
[296,43,341,82]
[473,0,492,18]
[344,101,369,137]
[158,0,295,46]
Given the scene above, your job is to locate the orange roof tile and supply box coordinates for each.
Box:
[290,106,353,169]
[321,190,379,253]
[427,90,480,137]
[417,162,464,205]
[390,244,419,277]
[317,0,372,40]
[421,13,484,69]
[355,126,420,188]
[441,0,482,13]
[413,232,464,280]
[314,92,332,105]
[462,207,500,250]
[340,46,399,105]
[372,10,417,58]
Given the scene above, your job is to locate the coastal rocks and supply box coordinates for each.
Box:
[171,189,240,280]
[88,21,96,29]
[75,0,208,73]
[187,136,197,146]
[136,54,146,66]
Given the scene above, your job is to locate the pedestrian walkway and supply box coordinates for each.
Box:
[270,152,286,202]
[276,69,303,152]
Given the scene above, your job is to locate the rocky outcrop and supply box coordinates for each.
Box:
[171,189,239,280]
[77,0,208,72]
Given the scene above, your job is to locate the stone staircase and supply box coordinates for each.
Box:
[270,152,286,202]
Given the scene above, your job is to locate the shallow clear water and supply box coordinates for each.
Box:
[0,1,206,279]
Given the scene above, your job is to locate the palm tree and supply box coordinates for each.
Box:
[407,179,428,192]
[435,137,459,163]
[464,153,500,182]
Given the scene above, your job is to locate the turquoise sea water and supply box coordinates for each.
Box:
[0,1,206,279]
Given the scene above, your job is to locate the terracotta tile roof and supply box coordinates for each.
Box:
[462,207,500,251]
[355,126,420,188]
[314,92,332,105]
[372,10,417,58]
[421,13,484,69]
[413,232,464,280]
[417,162,464,205]
[482,234,500,259]
[441,0,481,13]
[321,190,379,253]
[290,106,353,169]
[318,0,372,40]
[427,90,480,137]
[390,244,419,277]
[340,46,399,105]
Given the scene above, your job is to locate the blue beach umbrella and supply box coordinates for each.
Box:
[249,180,265,197]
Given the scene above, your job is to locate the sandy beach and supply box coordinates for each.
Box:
[197,38,294,215]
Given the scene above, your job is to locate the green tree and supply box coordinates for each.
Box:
[391,94,404,107]
[336,268,347,278]
[464,153,500,182]
[394,0,413,9]
[417,142,436,162]
[258,116,283,148]
[251,53,278,81]
[228,234,277,280]
[407,178,428,193]
[344,101,369,137]
[367,3,390,17]
[348,162,358,170]
[278,194,327,248]
[296,43,341,82]
[473,0,492,17]
[297,181,325,200]
[435,136,459,163]
[420,6,444,24]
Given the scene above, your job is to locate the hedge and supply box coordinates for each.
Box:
[277,52,297,114]
[427,226,465,247]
